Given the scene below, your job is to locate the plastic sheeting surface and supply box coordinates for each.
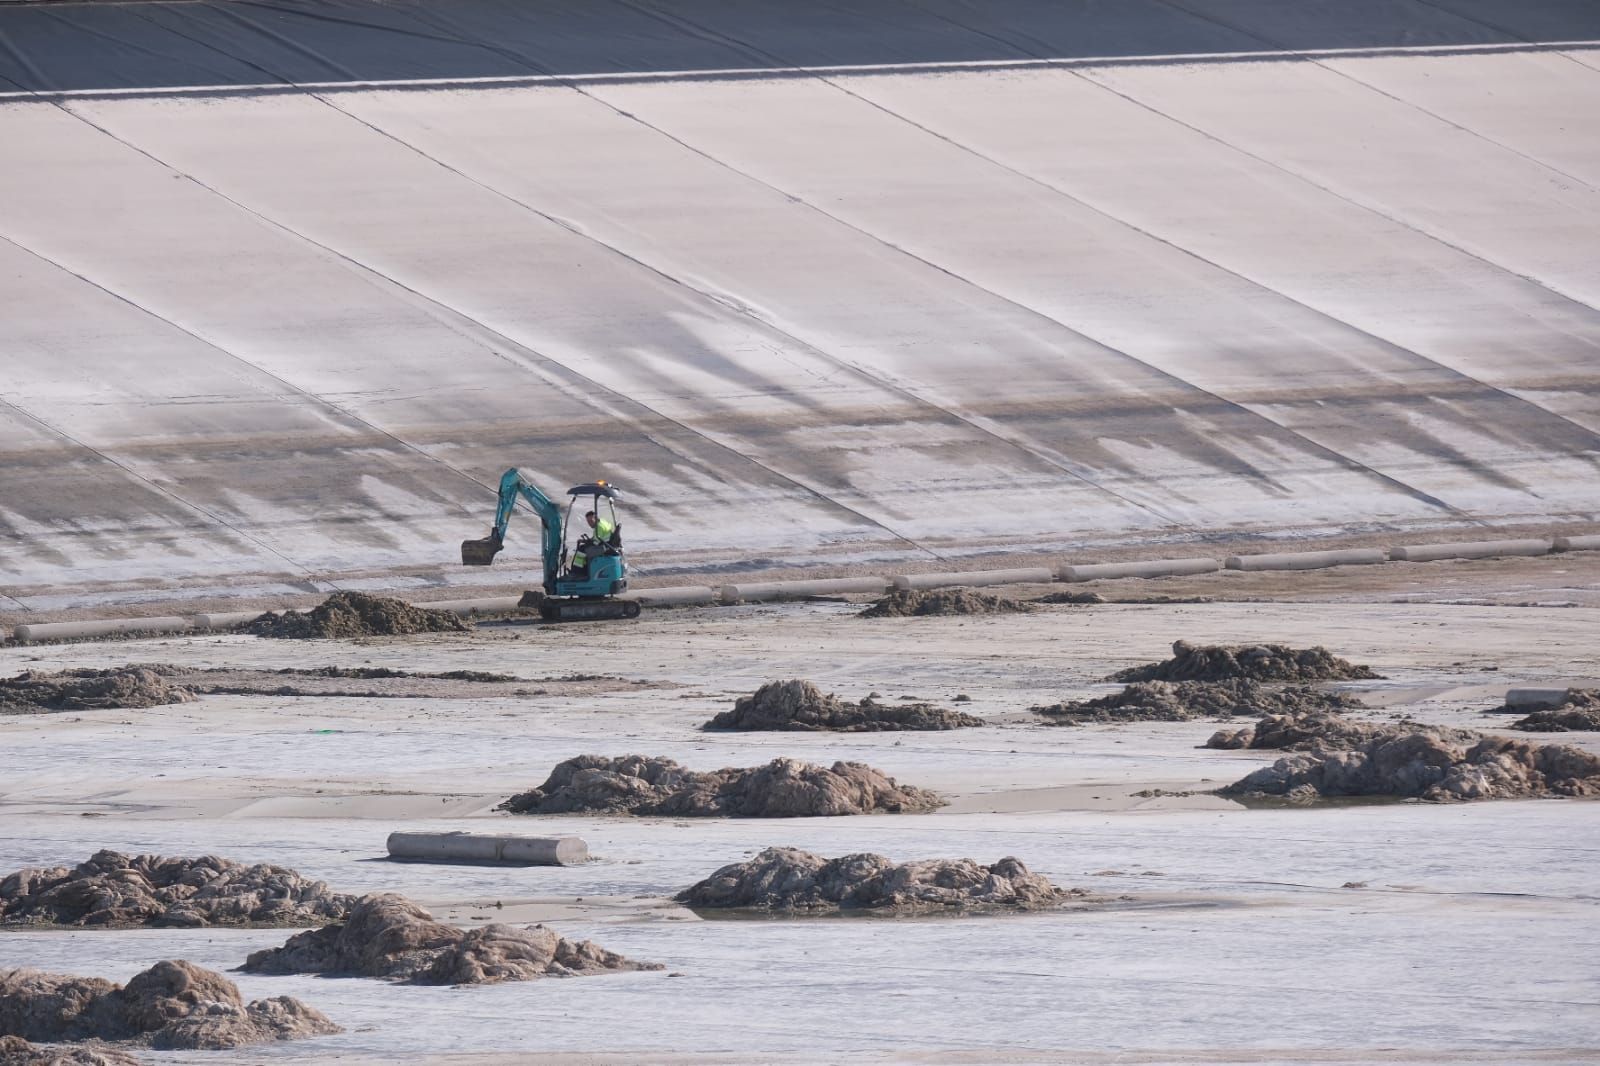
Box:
[2,0,1599,612]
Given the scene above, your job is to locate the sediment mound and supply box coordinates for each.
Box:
[281,666,515,682]
[1112,640,1380,683]
[0,664,552,711]
[859,588,1033,618]
[0,668,195,715]
[1221,732,1600,802]
[1035,679,1362,725]
[247,592,469,639]
[0,851,354,929]
[244,894,660,985]
[1030,591,1105,605]
[0,960,337,1051]
[1509,690,1600,732]
[0,1036,141,1065]
[676,846,1073,913]
[47,665,638,702]
[1514,707,1600,732]
[1206,712,1479,751]
[1206,711,1376,750]
[496,755,943,817]
[705,680,983,732]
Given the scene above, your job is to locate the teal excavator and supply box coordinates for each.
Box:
[460,468,641,622]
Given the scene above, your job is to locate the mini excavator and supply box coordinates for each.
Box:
[460,468,641,622]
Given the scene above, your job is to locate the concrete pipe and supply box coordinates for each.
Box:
[191,610,267,630]
[891,568,1055,591]
[1056,558,1220,582]
[1388,539,1551,563]
[1553,535,1600,553]
[1225,548,1387,572]
[412,596,525,617]
[1500,687,1579,710]
[718,576,892,604]
[626,585,718,607]
[386,831,588,866]
[13,616,195,644]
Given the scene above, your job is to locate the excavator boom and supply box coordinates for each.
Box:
[460,469,563,592]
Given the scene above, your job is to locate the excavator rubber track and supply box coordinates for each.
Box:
[538,598,642,622]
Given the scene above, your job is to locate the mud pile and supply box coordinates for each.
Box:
[0,960,337,1051]
[1207,711,1376,750]
[1112,640,1380,683]
[1222,732,1600,802]
[79,665,637,701]
[705,680,983,732]
[0,668,195,714]
[244,894,660,985]
[0,1036,141,1065]
[0,851,354,929]
[1509,689,1600,732]
[1030,591,1105,605]
[1207,712,1480,751]
[247,592,469,639]
[286,666,514,682]
[676,846,1074,913]
[497,755,943,817]
[0,664,549,711]
[859,588,1034,618]
[1035,679,1362,725]
[184,665,547,699]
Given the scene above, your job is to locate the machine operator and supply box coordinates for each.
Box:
[570,510,617,577]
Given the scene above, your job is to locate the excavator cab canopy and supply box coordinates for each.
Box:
[566,482,620,499]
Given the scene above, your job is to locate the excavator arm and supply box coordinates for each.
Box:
[460,468,565,591]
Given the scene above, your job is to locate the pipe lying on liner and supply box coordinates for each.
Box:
[13,616,195,644]
[1389,539,1551,562]
[892,568,1054,591]
[1501,688,1577,710]
[1057,558,1220,582]
[719,576,892,604]
[387,831,588,866]
[191,610,266,630]
[624,585,718,607]
[1225,548,1386,572]
[1554,534,1600,553]
[412,596,525,617]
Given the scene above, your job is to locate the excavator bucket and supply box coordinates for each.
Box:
[460,533,503,567]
